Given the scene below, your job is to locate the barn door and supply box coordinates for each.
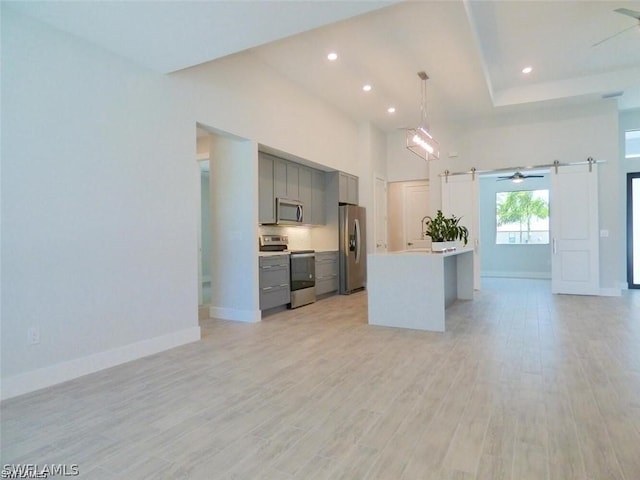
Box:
[441,173,480,289]
[551,164,599,295]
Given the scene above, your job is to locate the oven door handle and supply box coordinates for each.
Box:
[291,252,315,259]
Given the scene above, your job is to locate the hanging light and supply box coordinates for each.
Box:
[406,71,439,160]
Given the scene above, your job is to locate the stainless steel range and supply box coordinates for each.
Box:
[289,250,316,308]
[259,235,316,309]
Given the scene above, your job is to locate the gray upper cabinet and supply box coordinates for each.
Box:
[273,157,301,201]
[273,158,288,199]
[298,167,312,221]
[258,152,326,225]
[310,170,325,225]
[258,154,275,224]
[338,172,359,205]
[286,163,300,200]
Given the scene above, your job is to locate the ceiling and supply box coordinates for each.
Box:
[8,0,640,133]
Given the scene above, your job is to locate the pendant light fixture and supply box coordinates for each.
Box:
[406,71,439,161]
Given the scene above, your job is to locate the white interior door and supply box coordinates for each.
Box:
[551,164,599,295]
[441,173,480,289]
[403,183,429,250]
[374,176,388,253]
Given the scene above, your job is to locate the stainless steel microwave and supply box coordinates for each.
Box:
[276,198,304,225]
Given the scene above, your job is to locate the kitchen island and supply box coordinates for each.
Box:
[367,247,474,332]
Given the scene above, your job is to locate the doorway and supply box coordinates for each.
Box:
[628,172,640,289]
[199,160,212,306]
[387,180,429,251]
[196,127,212,318]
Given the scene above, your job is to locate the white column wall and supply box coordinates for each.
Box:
[208,135,260,322]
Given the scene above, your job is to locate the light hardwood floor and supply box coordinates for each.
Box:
[2,278,640,479]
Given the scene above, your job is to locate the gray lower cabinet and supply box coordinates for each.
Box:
[259,255,290,310]
[315,251,339,296]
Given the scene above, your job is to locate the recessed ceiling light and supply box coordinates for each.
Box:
[362,84,372,92]
[327,52,338,61]
[522,66,533,74]
[387,107,396,114]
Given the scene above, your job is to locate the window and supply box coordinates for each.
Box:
[626,130,640,159]
[496,190,549,244]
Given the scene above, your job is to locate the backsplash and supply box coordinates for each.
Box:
[259,225,312,250]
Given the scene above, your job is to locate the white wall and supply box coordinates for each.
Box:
[172,52,360,175]
[386,131,429,182]
[1,9,201,397]
[413,102,621,291]
[1,8,368,398]
[357,123,387,253]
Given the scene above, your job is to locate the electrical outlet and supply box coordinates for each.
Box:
[28,327,40,345]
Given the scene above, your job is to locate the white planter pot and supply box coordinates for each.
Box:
[432,241,456,252]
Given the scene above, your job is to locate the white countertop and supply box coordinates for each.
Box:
[375,246,475,258]
[258,251,290,257]
[259,249,337,257]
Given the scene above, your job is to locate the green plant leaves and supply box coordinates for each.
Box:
[424,210,469,245]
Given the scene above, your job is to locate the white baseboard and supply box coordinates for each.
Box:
[599,287,622,297]
[482,271,551,279]
[1,326,201,401]
[209,305,261,323]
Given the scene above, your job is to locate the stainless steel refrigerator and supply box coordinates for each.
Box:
[339,204,367,294]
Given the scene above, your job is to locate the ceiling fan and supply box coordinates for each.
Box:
[497,172,544,183]
[592,8,640,47]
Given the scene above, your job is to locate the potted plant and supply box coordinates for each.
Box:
[424,210,469,252]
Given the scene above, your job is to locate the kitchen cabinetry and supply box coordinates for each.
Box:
[259,154,275,223]
[339,172,359,205]
[310,170,325,225]
[315,251,338,296]
[298,167,312,222]
[286,163,300,201]
[259,255,290,310]
[258,152,326,225]
[273,158,288,200]
[272,157,300,201]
